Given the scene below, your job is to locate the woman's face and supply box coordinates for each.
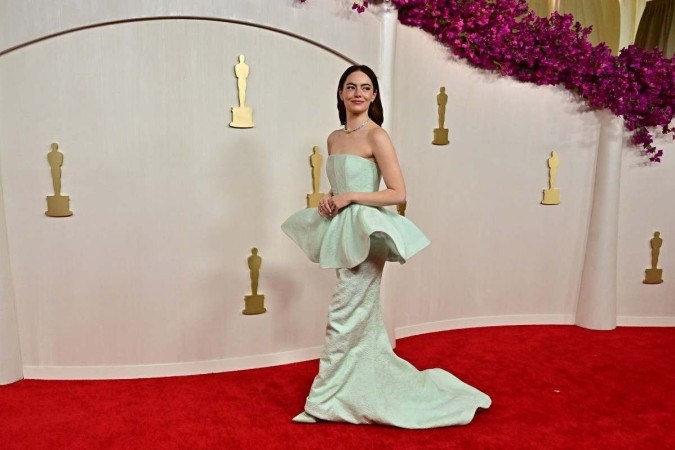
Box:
[339,71,376,117]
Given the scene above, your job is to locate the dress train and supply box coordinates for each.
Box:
[293,238,491,429]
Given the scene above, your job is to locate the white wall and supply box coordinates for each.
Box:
[389,26,599,335]
[389,26,674,335]
[0,0,380,64]
[0,0,383,378]
[618,141,675,323]
[0,175,23,384]
[0,1,672,380]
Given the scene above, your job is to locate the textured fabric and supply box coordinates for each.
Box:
[282,154,490,428]
[294,238,491,428]
[635,0,675,58]
[281,154,430,269]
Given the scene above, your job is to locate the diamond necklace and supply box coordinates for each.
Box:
[344,118,370,134]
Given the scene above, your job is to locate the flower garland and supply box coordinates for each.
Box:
[393,0,674,162]
[301,0,674,161]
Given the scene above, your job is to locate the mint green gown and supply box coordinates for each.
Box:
[281,154,491,429]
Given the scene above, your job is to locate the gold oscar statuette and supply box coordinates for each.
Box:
[243,247,266,314]
[541,151,560,205]
[307,146,325,208]
[643,231,664,284]
[45,142,73,217]
[229,54,254,128]
[432,86,450,145]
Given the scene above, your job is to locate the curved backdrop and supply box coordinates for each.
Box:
[0,0,673,380]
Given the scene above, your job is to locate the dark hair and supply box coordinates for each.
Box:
[336,65,384,126]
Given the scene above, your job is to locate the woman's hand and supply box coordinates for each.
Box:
[318,193,352,217]
[318,195,335,217]
[327,193,352,214]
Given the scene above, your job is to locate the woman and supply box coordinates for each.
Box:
[281,65,491,429]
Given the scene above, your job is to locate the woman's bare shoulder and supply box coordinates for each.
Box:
[327,129,343,154]
[327,129,342,143]
[367,126,393,147]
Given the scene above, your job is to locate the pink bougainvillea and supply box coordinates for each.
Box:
[303,0,675,161]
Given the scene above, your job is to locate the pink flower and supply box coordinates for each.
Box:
[352,1,368,13]
[303,0,674,160]
[392,0,674,161]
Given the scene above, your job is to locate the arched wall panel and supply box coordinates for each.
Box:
[0,0,381,64]
[0,17,376,378]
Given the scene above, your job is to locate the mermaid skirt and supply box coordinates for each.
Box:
[294,238,491,429]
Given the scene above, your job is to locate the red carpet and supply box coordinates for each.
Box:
[1,325,673,449]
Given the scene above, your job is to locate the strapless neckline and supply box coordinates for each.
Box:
[328,154,377,165]
[282,151,431,268]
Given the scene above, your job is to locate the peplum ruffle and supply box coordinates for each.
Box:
[282,202,429,269]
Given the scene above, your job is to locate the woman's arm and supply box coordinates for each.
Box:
[330,128,406,210]
[318,133,337,217]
